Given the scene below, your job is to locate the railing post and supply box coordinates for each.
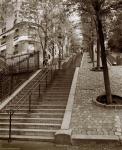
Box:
[38,83,41,98]
[51,67,53,81]
[37,51,40,69]
[46,71,48,88]
[28,92,32,112]
[8,109,14,142]
[10,63,14,93]
[18,55,20,72]
[27,57,29,71]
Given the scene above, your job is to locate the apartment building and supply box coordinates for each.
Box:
[0,0,42,58]
[0,0,71,65]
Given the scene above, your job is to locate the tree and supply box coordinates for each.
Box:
[20,0,57,60]
[92,0,112,104]
[108,13,122,53]
[20,0,74,64]
[64,0,121,104]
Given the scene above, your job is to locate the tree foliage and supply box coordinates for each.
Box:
[64,0,119,104]
[108,13,122,52]
[20,0,75,59]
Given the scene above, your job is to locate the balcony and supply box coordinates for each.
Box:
[14,29,19,40]
[1,36,6,45]
[2,27,6,34]
[14,35,19,40]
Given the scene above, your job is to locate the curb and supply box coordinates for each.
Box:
[71,134,119,145]
[55,67,79,144]
[93,95,122,109]
[55,54,85,144]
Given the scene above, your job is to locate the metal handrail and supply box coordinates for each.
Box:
[6,69,47,110]
[0,54,75,142]
[5,61,58,142]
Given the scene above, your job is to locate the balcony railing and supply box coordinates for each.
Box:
[1,40,6,45]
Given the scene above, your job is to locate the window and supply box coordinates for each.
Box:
[1,36,7,45]
[48,54,50,59]
[14,44,18,55]
[14,28,19,40]
[28,27,36,38]
[1,50,6,57]
[14,18,17,25]
[28,42,35,53]
[2,26,6,33]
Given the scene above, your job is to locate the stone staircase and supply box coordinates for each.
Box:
[0,67,75,142]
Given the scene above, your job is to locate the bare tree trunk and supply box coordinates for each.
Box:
[89,44,92,58]
[91,41,95,68]
[97,34,100,69]
[97,14,112,104]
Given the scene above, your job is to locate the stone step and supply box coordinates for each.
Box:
[8,104,66,109]
[19,89,70,98]
[49,85,71,88]
[21,88,46,93]
[0,65,75,142]
[0,117,62,124]
[55,75,73,78]
[55,72,74,75]
[0,128,56,137]
[44,91,70,94]
[53,77,73,80]
[15,94,39,100]
[43,97,68,101]
[0,122,61,130]
[47,88,70,91]
[0,112,64,118]
[4,108,65,113]
[0,134,54,142]
[49,87,71,90]
[20,92,69,96]
[9,98,67,107]
[54,75,73,78]
[43,94,69,98]
[52,82,71,85]
[0,147,20,150]
[53,81,72,84]
[41,101,67,105]
[22,84,46,90]
[53,80,72,82]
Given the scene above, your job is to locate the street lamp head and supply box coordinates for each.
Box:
[58,34,62,39]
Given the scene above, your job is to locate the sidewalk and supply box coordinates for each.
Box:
[70,52,122,139]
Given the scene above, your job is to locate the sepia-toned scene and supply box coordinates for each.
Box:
[0,0,122,149]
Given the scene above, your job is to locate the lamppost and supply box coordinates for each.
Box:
[58,34,62,70]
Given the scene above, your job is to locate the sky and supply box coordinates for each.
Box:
[69,12,83,44]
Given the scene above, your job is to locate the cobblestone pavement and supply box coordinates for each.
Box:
[55,142,122,150]
[70,53,122,137]
[1,141,122,150]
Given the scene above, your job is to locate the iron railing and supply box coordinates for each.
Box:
[0,69,32,102]
[0,51,40,101]
[0,53,76,142]
[6,51,40,74]
[1,60,58,142]
[0,72,11,101]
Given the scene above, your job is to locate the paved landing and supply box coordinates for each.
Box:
[70,53,122,137]
[1,140,122,150]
